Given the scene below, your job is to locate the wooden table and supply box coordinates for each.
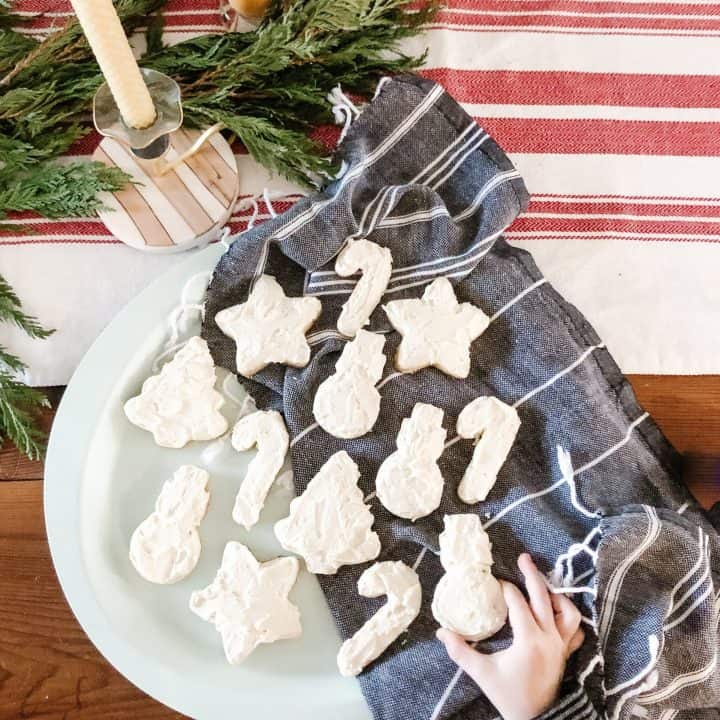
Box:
[1,378,719,719]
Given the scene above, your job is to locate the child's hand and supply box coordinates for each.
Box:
[437,553,585,720]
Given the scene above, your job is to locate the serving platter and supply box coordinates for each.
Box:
[44,242,370,719]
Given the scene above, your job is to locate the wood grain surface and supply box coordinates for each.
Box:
[0,376,718,719]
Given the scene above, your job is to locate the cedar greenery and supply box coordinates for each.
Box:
[0,0,435,458]
[0,160,130,220]
[0,0,436,201]
[0,274,53,461]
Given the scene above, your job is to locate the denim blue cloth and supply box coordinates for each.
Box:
[203,76,720,720]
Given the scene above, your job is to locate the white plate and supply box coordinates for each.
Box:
[44,243,370,719]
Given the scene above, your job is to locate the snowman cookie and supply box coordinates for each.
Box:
[313,330,386,439]
[376,403,446,521]
[431,514,507,641]
[129,465,210,584]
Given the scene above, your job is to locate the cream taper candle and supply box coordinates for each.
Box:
[71,0,156,129]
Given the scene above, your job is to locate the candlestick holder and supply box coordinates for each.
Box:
[91,69,240,253]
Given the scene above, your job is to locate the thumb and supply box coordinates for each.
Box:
[436,629,493,687]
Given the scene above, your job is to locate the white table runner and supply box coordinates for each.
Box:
[2,0,718,385]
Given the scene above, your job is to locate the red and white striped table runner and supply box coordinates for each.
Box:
[1,0,718,384]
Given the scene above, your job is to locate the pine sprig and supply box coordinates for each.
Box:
[0,161,130,222]
[193,109,336,185]
[143,0,436,186]
[0,272,54,461]
[0,275,53,340]
[0,371,50,461]
[0,130,85,175]
[0,0,437,199]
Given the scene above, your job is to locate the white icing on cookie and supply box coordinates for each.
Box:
[456,396,521,504]
[215,274,322,377]
[129,465,210,584]
[431,514,507,641]
[337,561,421,677]
[274,450,381,574]
[312,330,386,439]
[231,410,289,530]
[383,277,490,379]
[376,403,446,521]
[335,239,393,337]
[124,336,228,448]
[190,542,301,665]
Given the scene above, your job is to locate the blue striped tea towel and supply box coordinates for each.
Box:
[202,76,720,720]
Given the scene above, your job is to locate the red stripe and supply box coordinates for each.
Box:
[0,223,272,247]
[533,193,720,202]
[309,124,342,151]
[23,12,223,29]
[511,216,720,234]
[0,238,121,246]
[14,0,219,11]
[66,131,101,156]
[437,9,720,31]
[0,221,109,237]
[478,117,720,155]
[446,0,720,13]
[67,132,251,157]
[233,200,297,216]
[162,0,221,10]
[12,0,70,11]
[505,232,720,244]
[428,23,720,37]
[527,200,720,217]
[421,69,720,109]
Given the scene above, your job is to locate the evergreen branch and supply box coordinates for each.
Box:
[0,29,35,75]
[0,161,130,220]
[1,0,167,87]
[1,0,438,212]
[0,272,54,461]
[145,10,166,55]
[189,107,335,186]
[0,274,54,340]
[0,370,50,461]
[0,129,85,174]
[0,346,25,374]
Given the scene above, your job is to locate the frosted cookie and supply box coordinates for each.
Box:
[129,465,210,584]
[190,542,301,665]
[376,403,446,521]
[337,561,421,677]
[313,330,386,439]
[231,410,290,530]
[456,396,520,504]
[335,239,393,337]
[124,336,228,448]
[383,277,489,379]
[431,514,507,641]
[274,450,381,574]
[215,274,322,377]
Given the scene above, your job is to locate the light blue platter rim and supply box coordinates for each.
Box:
[43,243,370,719]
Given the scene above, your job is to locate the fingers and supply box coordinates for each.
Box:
[436,628,490,686]
[501,580,537,638]
[518,553,555,632]
[550,592,583,643]
[567,627,585,656]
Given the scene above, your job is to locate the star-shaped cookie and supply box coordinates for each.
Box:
[189,542,302,665]
[215,274,322,377]
[383,277,490,379]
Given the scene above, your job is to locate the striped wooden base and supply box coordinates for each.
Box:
[93,129,240,253]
